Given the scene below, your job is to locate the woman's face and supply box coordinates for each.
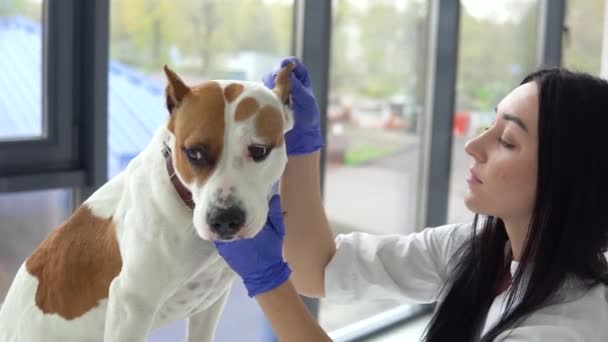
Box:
[464,81,539,223]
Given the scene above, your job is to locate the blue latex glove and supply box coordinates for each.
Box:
[214,195,291,297]
[263,57,324,155]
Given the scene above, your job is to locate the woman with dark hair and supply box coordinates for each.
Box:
[214,58,608,341]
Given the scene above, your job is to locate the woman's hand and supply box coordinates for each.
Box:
[263,57,324,155]
[214,195,291,297]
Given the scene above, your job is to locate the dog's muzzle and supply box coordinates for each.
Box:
[206,206,246,239]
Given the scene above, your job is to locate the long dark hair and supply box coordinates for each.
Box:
[423,68,608,341]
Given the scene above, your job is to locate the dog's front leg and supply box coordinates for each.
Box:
[185,287,231,342]
[104,268,170,342]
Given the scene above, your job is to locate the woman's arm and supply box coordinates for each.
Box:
[280,151,336,297]
[255,279,332,342]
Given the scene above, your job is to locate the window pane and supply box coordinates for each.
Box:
[0,0,43,141]
[320,0,429,332]
[563,0,605,75]
[109,1,294,340]
[0,189,73,301]
[448,0,540,223]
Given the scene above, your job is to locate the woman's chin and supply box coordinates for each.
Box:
[464,194,483,214]
[464,198,495,218]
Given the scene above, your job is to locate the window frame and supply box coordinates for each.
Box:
[0,0,108,195]
[537,0,566,67]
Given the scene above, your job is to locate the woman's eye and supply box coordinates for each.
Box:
[248,144,273,162]
[183,147,211,166]
[498,138,515,149]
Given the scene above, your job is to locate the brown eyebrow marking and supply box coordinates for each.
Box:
[255,104,284,146]
[224,83,244,103]
[172,81,225,185]
[235,97,260,122]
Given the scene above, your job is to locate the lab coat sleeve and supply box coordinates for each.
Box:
[324,222,472,303]
[497,326,585,342]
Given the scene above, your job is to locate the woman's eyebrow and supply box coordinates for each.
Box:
[495,106,528,133]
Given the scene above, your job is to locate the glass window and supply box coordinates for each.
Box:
[109,0,294,340]
[0,189,73,301]
[320,0,429,332]
[448,0,540,223]
[562,0,605,75]
[0,0,44,141]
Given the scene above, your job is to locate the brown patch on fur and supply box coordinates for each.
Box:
[273,62,295,105]
[25,206,122,320]
[224,83,244,103]
[172,81,225,185]
[235,97,260,122]
[256,105,284,146]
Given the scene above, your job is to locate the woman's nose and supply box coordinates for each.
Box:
[465,134,486,162]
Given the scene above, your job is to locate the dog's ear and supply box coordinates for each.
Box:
[273,62,295,106]
[163,65,190,114]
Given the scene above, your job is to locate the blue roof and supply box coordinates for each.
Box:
[0,16,167,175]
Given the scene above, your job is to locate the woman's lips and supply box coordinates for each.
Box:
[467,169,483,184]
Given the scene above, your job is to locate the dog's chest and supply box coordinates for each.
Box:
[153,263,234,326]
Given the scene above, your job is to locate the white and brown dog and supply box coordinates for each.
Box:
[0,63,295,342]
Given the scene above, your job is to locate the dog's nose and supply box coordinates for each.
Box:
[207,206,246,238]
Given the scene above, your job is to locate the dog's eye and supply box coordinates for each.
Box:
[248,144,273,162]
[183,147,211,166]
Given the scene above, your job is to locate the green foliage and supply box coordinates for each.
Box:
[344,144,397,166]
[110,0,292,76]
[457,1,540,111]
[0,0,41,21]
[107,0,605,112]
[331,0,427,100]
[563,0,604,75]
[330,0,358,95]
[111,0,178,71]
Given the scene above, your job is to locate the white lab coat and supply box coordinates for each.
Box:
[324,223,608,341]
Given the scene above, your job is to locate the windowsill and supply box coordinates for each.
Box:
[328,303,433,342]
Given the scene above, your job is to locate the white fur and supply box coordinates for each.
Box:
[0,81,293,342]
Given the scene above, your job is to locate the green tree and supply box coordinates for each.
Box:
[330,0,427,101]
[0,0,42,21]
[267,1,293,56]
[358,1,411,98]
[111,0,177,70]
[563,0,605,75]
[221,0,280,53]
[178,0,222,75]
[457,1,540,111]
[330,0,359,96]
